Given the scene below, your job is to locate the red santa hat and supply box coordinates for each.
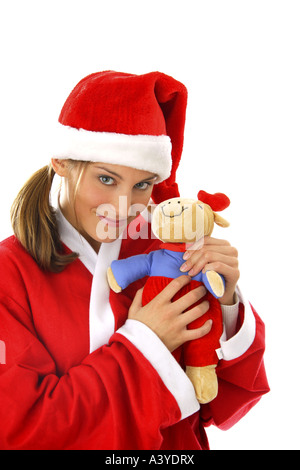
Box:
[53,70,188,203]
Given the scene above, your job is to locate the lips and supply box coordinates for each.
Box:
[97,215,128,227]
[161,205,187,218]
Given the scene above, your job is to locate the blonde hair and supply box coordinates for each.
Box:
[10,160,88,272]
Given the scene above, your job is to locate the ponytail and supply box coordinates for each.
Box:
[10,165,79,272]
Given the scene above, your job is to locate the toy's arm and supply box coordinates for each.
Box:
[202,271,225,298]
[193,270,225,299]
[107,267,123,293]
[107,253,153,293]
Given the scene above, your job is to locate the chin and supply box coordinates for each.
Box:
[98,237,120,244]
[95,219,128,243]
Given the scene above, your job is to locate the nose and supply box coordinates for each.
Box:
[116,194,132,219]
[97,193,132,221]
[113,191,144,220]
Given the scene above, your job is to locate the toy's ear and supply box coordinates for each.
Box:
[197,190,230,212]
[214,212,230,228]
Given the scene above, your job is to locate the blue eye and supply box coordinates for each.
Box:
[99,175,115,185]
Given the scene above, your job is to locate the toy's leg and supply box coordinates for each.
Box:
[185,365,218,404]
[142,276,184,363]
[202,271,225,299]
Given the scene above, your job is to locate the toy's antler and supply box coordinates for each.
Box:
[197,191,230,212]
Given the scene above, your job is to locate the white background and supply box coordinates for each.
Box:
[0,0,299,450]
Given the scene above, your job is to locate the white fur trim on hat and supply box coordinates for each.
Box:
[52,124,172,182]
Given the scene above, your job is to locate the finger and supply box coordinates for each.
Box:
[183,237,232,260]
[180,300,210,326]
[184,238,205,253]
[156,275,192,304]
[172,285,207,314]
[184,319,213,342]
[202,262,240,283]
[203,236,231,246]
[190,252,239,276]
[129,287,144,314]
[199,244,238,257]
[185,244,238,264]
[181,253,238,276]
[185,236,230,252]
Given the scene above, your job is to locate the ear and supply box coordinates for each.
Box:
[51,158,69,177]
[214,212,230,228]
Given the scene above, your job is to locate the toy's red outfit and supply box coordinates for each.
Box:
[110,241,225,367]
[143,275,223,366]
[0,209,269,450]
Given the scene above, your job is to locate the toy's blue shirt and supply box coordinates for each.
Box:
[111,247,204,288]
[110,243,225,299]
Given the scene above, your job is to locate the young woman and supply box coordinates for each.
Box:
[0,71,269,450]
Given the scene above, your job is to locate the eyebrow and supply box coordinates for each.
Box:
[94,165,158,182]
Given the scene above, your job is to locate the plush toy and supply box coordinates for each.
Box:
[107,190,230,404]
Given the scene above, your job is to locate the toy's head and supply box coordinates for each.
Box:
[151,191,230,243]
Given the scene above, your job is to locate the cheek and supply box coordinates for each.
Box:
[133,190,152,205]
[75,185,106,214]
[73,191,107,235]
[128,192,152,217]
[183,206,205,240]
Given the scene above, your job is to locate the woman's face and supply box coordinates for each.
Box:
[52,159,157,252]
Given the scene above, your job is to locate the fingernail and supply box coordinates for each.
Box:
[180,263,189,272]
[183,251,191,261]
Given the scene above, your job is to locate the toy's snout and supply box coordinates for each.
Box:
[161,200,188,219]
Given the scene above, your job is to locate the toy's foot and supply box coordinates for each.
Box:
[186,365,218,404]
[203,270,225,298]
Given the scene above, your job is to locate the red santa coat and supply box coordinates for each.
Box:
[0,208,269,450]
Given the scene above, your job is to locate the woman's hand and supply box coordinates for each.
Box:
[180,236,240,305]
[128,275,212,352]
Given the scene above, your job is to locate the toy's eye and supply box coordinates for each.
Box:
[177,201,181,204]
[197,204,203,210]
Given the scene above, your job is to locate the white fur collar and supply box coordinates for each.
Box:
[56,206,123,353]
